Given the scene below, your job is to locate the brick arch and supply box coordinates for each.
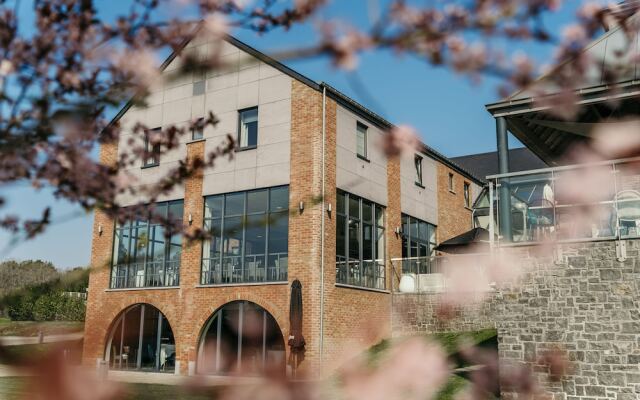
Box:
[189,293,289,354]
[99,296,180,360]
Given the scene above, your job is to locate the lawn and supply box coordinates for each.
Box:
[0,318,84,337]
[0,377,218,400]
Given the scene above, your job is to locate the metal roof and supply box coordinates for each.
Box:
[485,9,640,165]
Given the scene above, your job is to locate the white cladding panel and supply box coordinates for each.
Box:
[335,105,388,206]
[115,37,292,206]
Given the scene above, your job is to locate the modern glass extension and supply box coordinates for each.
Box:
[110,200,184,289]
[201,186,289,285]
[400,214,437,274]
[336,190,386,290]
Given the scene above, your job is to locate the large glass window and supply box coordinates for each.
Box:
[336,191,385,290]
[238,107,258,149]
[107,304,175,373]
[202,186,289,284]
[401,214,437,274]
[110,200,183,289]
[198,301,285,375]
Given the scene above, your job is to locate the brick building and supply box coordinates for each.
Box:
[82,31,481,377]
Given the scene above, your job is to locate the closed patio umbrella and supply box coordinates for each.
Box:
[288,279,305,376]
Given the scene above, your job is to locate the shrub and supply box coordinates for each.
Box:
[32,293,85,322]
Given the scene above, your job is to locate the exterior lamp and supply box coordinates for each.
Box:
[98,224,103,236]
[188,213,193,225]
[299,201,304,212]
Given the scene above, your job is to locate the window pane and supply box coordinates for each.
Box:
[349,196,359,219]
[205,196,223,219]
[247,190,268,214]
[223,216,243,256]
[356,123,367,157]
[114,228,130,265]
[336,215,346,258]
[269,187,289,212]
[148,225,166,262]
[240,108,258,148]
[376,205,384,227]
[348,219,360,259]
[225,193,245,216]
[268,213,288,254]
[362,201,372,224]
[419,222,428,241]
[429,225,437,244]
[410,218,419,239]
[204,219,222,259]
[337,192,346,214]
[245,215,267,255]
[375,227,385,260]
[132,225,148,263]
[192,118,204,140]
[363,224,373,261]
[168,201,184,222]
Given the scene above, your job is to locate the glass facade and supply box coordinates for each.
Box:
[201,186,289,285]
[401,214,437,274]
[110,200,183,289]
[107,304,175,372]
[198,301,285,375]
[336,191,385,290]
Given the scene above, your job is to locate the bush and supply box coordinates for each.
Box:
[32,293,85,322]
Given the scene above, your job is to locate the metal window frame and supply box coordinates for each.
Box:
[237,106,259,150]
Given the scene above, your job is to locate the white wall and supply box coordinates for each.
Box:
[335,106,388,206]
[115,37,292,206]
[399,151,438,225]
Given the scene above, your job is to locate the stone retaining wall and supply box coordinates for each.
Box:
[392,240,640,400]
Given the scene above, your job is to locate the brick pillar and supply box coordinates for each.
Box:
[176,140,205,375]
[82,140,118,366]
[386,155,403,290]
[289,80,328,375]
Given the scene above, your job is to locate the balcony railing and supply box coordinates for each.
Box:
[336,257,385,290]
[486,157,640,246]
[200,252,288,285]
[111,260,180,289]
[390,254,491,293]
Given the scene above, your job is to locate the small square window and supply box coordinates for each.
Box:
[414,155,423,186]
[192,118,204,140]
[238,107,258,149]
[143,127,161,167]
[464,182,471,208]
[193,80,205,96]
[356,122,367,159]
[448,173,454,192]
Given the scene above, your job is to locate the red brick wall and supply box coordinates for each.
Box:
[83,81,411,377]
[436,164,474,242]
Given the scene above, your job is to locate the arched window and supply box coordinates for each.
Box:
[198,301,285,375]
[105,304,175,372]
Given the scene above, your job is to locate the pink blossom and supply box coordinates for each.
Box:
[381,125,420,157]
[203,14,229,38]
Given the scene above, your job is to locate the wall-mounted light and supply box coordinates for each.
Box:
[188,213,193,225]
[299,201,304,212]
[327,203,332,213]
[394,226,402,235]
[98,224,103,236]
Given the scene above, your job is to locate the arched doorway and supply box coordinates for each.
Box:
[105,304,175,372]
[197,300,285,375]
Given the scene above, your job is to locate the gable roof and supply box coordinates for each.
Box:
[109,25,483,185]
[450,147,548,181]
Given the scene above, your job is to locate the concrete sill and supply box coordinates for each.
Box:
[105,286,180,292]
[335,283,390,294]
[187,138,206,144]
[141,163,159,170]
[235,145,257,153]
[196,281,288,288]
[357,154,371,163]
[415,182,425,189]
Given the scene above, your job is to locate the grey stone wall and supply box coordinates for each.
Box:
[391,240,640,400]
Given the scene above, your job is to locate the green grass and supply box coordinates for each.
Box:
[0,377,220,400]
[0,320,84,337]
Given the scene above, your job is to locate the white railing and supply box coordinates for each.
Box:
[486,157,640,246]
[389,254,491,293]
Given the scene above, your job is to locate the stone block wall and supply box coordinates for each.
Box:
[391,240,640,399]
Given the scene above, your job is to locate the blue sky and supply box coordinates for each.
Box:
[0,0,588,268]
